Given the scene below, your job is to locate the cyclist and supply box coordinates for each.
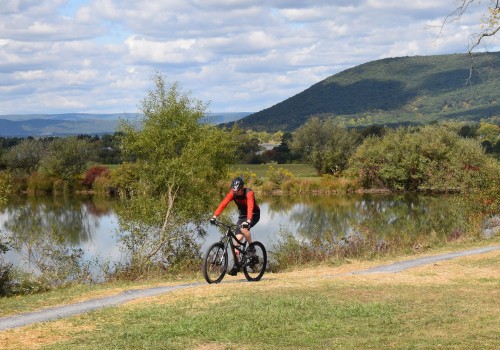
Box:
[210,176,260,275]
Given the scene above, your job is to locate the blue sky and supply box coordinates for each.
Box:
[1,0,498,116]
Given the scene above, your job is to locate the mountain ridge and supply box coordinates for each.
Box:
[229,51,500,131]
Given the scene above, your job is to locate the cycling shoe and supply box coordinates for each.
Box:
[228,265,240,276]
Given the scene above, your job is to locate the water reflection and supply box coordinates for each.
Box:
[2,196,115,244]
[0,196,118,275]
[263,194,463,243]
[0,193,465,273]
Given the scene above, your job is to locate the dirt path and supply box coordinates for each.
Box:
[1,245,498,331]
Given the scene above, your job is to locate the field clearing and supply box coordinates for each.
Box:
[104,163,319,178]
[232,163,318,178]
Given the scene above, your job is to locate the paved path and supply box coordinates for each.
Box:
[351,245,500,274]
[1,245,498,331]
[0,283,202,331]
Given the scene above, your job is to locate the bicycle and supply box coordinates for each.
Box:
[202,219,267,284]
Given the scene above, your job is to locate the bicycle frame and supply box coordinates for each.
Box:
[218,222,246,268]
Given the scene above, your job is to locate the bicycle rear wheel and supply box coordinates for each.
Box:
[202,242,228,284]
[243,241,267,282]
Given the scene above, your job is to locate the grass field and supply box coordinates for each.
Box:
[1,240,499,349]
[232,163,318,178]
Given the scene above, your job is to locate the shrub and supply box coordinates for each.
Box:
[320,175,359,193]
[2,269,52,296]
[108,162,141,198]
[83,165,110,189]
[54,178,78,196]
[0,262,14,296]
[0,171,11,200]
[266,165,294,190]
[7,172,29,194]
[228,170,262,188]
[349,125,493,192]
[281,178,308,194]
[92,175,114,196]
[0,241,13,296]
[27,172,53,195]
[290,117,360,175]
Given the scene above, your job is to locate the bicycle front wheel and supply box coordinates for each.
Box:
[202,242,228,284]
[243,241,267,282]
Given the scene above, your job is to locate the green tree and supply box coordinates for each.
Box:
[2,138,47,174]
[116,74,236,272]
[476,122,500,143]
[291,117,359,175]
[97,133,122,164]
[349,125,492,191]
[234,130,261,163]
[261,132,299,164]
[38,137,97,181]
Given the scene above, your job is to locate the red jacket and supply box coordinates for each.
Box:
[214,188,260,221]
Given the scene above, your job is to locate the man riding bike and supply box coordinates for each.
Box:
[210,176,260,276]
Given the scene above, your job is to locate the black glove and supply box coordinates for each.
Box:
[241,220,250,229]
[210,217,217,225]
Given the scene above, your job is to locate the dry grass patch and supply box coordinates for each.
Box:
[0,322,96,350]
[192,343,237,350]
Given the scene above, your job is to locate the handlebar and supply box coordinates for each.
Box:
[210,219,248,247]
[209,218,242,230]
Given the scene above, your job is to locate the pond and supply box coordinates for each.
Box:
[0,193,466,276]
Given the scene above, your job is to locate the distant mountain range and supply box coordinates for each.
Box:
[0,112,251,137]
[230,51,500,131]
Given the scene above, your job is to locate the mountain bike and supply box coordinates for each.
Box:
[202,219,267,284]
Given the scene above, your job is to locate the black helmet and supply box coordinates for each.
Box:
[231,177,244,192]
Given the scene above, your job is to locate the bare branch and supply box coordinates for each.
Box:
[441,0,475,34]
[442,1,500,84]
[468,25,500,53]
[147,185,179,259]
[442,1,499,51]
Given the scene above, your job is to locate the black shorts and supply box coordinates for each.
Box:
[236,211,260,232]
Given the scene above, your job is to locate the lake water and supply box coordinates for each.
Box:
[0,193,464,274]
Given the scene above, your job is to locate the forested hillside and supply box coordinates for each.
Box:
[233,51,500,131]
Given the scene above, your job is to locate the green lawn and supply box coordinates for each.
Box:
[232,163,318,178]
[104,163,318,178]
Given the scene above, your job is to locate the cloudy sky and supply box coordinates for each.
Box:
[1,0,499,116]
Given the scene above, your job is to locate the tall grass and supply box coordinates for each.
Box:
[232,163,318,178]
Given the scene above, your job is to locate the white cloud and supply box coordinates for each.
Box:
[125,36,206,64]
[0,0,497,115]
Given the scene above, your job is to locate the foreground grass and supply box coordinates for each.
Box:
[1,241,499,349]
